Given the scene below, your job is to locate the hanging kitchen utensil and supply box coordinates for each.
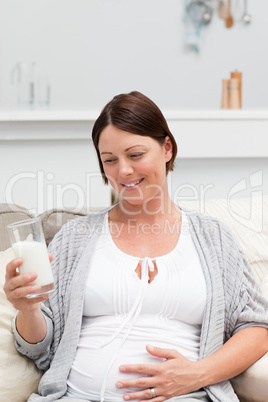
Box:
[225,0,233,28]
[242,0,251,24]
[218,0,226,19]
[187,0,213,25]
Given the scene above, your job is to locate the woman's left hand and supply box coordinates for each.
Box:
[116,345,205,402]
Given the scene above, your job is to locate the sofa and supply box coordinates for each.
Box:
[1,198,268,402]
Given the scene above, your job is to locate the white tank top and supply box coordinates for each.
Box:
[67,211,207,402]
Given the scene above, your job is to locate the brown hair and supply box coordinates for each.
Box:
[92,91,178,184]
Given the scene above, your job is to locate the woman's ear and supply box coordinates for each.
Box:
[164,136,173,162]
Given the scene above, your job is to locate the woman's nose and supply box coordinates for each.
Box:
[118,158,134,176]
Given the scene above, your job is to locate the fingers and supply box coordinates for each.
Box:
[6,253,53,281]
[5,258,22,279]
[119,362,160,376]
[117,380,158,401]
[5,255,53,294]
[12,282,41,299]
[4,258,42,304]
[146,345,180,360]
[120,387,165,402]
[122,389,161,401]
[117,377,154,391]
[12,272,37,288]
[118,346,180,378]
[117,347,193,402]
[5,264,38,292]
[4,258,31,294]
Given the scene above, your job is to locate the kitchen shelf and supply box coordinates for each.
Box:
[0,107,268,122]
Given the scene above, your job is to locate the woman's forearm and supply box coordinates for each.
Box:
[198,326,268,387]
[16,307,47,344]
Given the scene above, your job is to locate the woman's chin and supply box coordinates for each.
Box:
[121,197,145,208]
[119,195,163,215]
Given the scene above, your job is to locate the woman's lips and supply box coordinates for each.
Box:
[121,178,144,190]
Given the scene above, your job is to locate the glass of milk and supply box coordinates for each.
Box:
[7,218,54,298]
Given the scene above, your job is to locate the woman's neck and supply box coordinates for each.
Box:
[113,194,180,224]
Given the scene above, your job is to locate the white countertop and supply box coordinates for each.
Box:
[0,107,268,121]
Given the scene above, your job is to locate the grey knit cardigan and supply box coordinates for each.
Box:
[13,207,268,402]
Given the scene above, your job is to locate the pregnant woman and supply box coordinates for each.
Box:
[4,91,268,402]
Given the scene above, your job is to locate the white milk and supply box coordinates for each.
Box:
[12,241,54,286]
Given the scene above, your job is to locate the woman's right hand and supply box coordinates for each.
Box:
[4,255,52,312]
[4,255,53,343]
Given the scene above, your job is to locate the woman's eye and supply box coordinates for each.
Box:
[103,158,116,164]
[130,153,143,158]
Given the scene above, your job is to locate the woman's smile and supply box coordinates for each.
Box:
[121,178,144,190]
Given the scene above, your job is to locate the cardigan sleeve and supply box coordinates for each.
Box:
[220,224,268,339]
[231,250,268,335]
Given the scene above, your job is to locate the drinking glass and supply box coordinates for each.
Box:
[7,218,54,298]
[11,62,35,104]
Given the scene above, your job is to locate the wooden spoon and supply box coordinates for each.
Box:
[225,0,233,28]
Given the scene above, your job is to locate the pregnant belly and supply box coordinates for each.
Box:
[67,317,200,401]
[67,334,164,401]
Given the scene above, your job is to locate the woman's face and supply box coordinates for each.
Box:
[98,125,172,208]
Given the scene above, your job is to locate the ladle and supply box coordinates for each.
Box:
[242,0,251,24]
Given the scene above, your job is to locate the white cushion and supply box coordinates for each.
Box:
[231,274,268,402]
[0,248,42,401]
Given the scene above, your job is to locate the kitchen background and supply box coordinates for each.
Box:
[0,0,267,109]
[0,0,267,216]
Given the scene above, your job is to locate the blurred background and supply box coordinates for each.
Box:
[0,0,267,109]
[0,0,267,214]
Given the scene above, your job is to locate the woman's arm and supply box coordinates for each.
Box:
[116,326,268,402]
[197,326,268,385]
[16,308,47,344]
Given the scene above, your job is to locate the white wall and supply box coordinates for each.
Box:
[0,137,111,214]
[170,157,267,204]
[0,0,267,213]
[0,0,267,110]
